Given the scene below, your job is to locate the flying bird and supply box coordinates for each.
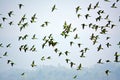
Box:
[97,59,103,64]
[31,61,36,67]
[18,4,24,9]
[70,62,75,68]
[75,6,81,13]
[111,3,117,8]
[97,44,103,51]
[52,5,57,12]
[3,52,8,56]
[6,43,11,48]
[8,11,14,17]
[77,63,82,70]
[105,70,111,76]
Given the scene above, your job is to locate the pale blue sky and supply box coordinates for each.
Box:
[0,0,120,73]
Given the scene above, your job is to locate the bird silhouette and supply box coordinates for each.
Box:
[70,62,75,68]
[114,52,120,62]
[111,3,117,8]
[18,4,24,9]
[31,61,36,67]
[94,2,99,9]
[6,43,11,48]
[73,75,77,79]
[9,21,13,26]
[106,60,111,63]
[11,62,15,67]
[85,14,90,19]
[75,6,81,13]
[8,11,14,17]
[80,53,85,58]
[97,44,103,51]
[70,41,74,46]
[106,42,112,48]
[2,17,7,22]
[3,52,8,56]
[78,43,82,48]
[52,5,57,12]
[0,43,3,47]
[65,58,70,63]
[105,70,111,76]
[41,56,45,61]
[0,23,3,28]
[77,14,82,18]
[65,51,70,56]
[77,63,82,70]
[88,3,92,11]
[32,34,37,39]
[21,72,25,76]
[7,60,11,64]
[97,59,103,64]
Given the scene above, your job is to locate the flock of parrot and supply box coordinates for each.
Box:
[0,0,120,79]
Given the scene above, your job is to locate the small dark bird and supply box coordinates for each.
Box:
[31,61,36,67]
[32,34,37,39]
[9,21,13,26]
[74,34,79,39]
[80,53,85,58]
[77,63,82,70]
[106,43,111,48]
[70,41,74,46]
[65,58,70,63]
[94,2,99,9]
[65,51,70,56]
[47,56,51,59]
[77,14,82,18]
[114,52,120,62]
[97,44,103,51]
[0,43,3,47]
[106,37,110,40]
[41,56,45,61]
[104,15,109,20]
[70,62,75,68]
[7,60,11,64]
[97,59,103,64]
[3,52,8,56]
[6,43,11,48]
[73,75,77,79]
[0,23,3,28]
[76,6,81,13]
[106,60,111,63]
[117,41,120,48]
[81,23,87,29]
[111,3,117,8]
[85,14,90,19]
[88,3,92,11]
[8,11,14,17]
[18,4,24,9]
[44,21,50,26]
[116,0,120,2]
[2,17,7,22]
[11,62,15,67]
[78,43,82,48]
[58,52,62,56]
[105,70,111,76]
[54,48,59,53]
[21,72,25,76]
[52,5,57,12]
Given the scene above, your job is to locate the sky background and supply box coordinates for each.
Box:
[0,0,120,80]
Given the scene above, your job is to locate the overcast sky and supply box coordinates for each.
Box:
[0,0,120,73]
